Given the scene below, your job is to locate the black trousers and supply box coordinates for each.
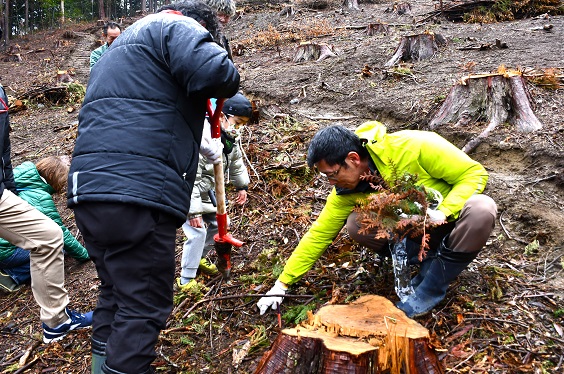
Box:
[74,202,177,373]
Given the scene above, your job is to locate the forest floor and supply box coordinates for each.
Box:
[0,0,563,373]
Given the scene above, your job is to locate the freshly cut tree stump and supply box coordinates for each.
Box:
[294,42,336,63]
[254,295,444,374]
[429,68,543,153]
[384,31,446,67]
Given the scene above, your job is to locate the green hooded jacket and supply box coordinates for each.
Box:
[278,121,488,285]
[0,161,89,262]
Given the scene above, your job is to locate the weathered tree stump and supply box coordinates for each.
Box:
[294,42,336,63]
[2,54,23,63]
[254,295,444,374]
[8,99,26,114]
[429,69,543,153]
[365,22,390,36]
[346,0,360,11]
[384,31,446,67]
[56,70,74,84]
[385,1,412,15]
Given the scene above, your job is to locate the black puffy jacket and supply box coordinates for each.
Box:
[0,85,16,199]
[68,12,240,221]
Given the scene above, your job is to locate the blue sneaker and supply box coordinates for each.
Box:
[42,308,93,343]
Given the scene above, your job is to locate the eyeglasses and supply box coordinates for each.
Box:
[319,164,342,180]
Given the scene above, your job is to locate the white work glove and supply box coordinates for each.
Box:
[427,208,447,223]
[200,137,223,165]
[257,280,288,315]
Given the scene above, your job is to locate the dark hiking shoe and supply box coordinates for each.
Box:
[43,308,93,343]
[0,271,20,293]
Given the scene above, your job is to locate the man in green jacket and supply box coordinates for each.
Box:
[0,157,89,292]
[89,21,121,70]
[257,122,497,318]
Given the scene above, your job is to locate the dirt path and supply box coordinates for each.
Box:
[67,31,98,85]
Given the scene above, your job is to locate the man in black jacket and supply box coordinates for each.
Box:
[68,1,240,373]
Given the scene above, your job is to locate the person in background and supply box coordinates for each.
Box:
[0,156,90,293]
[0,83,92,343]
[204,0,236,59]
[256,123,497,319]
[177,92,251,292]
[68,1,240,372]
[89,21,122,70]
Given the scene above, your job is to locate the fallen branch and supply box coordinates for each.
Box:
[499,211,529,245]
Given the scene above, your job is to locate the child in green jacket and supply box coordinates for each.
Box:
[0,156,89,292]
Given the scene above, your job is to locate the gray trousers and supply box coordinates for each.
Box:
[346,194,498,253]
[180,212,218,280]
[0,190,68,327]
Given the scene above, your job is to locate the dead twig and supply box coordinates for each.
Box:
[499,211,529,244]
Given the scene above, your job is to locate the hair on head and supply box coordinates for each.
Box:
[159,0,222,42]
[103,21,122,35]
[35,156,69,193]
[307,125,368,168]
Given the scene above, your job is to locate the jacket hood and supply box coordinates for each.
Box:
[14,161,55,195]
[355,121,387,144]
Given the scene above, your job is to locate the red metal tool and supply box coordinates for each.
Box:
[206,99,244,280]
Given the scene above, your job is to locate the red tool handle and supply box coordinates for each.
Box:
[206,99,244,248]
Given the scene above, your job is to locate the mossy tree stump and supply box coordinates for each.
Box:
[429,69,543,153]
[254,295,444,374]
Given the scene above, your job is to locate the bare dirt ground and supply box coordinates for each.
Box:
[0,1,563,373]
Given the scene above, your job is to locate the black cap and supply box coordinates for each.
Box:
[223,93,252,118]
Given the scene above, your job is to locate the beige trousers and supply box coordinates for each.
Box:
[347,194,498,253]
[0,190,68,327]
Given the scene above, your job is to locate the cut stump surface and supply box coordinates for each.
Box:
[255,295,444,374]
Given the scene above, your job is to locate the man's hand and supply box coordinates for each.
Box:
[200,137,223,165]
[188,215,203,228]
[257,280,288,315]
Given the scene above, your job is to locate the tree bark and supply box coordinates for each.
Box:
[384,32,446,67]
[429,71,543,153]
[98,0,106,20]
[255,295,444,374]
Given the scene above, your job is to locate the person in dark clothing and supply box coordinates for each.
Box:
[68,1,240,373]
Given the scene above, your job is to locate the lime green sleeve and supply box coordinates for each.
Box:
[278,190,360,285]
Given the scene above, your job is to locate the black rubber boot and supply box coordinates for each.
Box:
[410,252,435,289]
[406,239,435,288]
[396,236,478,318]
[101,362,155,374]
[91,338,106,374]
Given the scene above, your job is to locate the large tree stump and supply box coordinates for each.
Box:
[294,42,336,63]
[429,69,543,153]
[384,31,446,67]
[254,295,444,374]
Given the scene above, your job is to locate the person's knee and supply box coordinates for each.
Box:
[42,219,64,249]
[465,195,497,229]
